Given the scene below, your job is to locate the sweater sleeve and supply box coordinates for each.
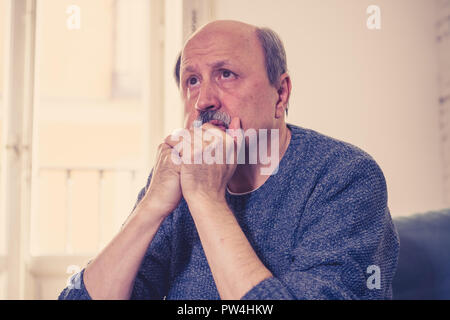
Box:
[59,170,173,300]
[241,156,400,300]
[128,210,173,300]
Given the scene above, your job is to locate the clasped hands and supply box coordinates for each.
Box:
[140,117,242,218]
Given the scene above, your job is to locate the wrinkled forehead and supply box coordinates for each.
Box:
[181,28,263,70]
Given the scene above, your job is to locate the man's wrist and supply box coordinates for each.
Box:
[184,192,228,213]
[131,200,168,228]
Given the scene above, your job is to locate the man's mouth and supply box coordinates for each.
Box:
[208,120,228,131]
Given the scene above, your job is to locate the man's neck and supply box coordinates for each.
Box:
[227,123,292,194]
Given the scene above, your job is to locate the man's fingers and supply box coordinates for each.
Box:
[157,142,182,170]
[165,128,192,148]
[228,117,241,131]
[162,120,243,165]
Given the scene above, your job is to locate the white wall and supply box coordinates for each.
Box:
[212,0,447,216]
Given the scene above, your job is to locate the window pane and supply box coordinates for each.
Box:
[0,0,7,300]
[32,0,150,255]
[0,0,7,258]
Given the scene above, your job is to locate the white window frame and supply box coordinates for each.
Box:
[0,0,37,300]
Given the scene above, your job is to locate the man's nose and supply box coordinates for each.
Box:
[195,81,221,112]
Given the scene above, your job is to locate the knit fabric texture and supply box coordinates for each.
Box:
[59,123,400,300]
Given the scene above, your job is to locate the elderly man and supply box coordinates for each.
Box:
[59,20,399,300]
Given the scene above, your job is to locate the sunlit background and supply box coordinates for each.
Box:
[0,0,449,299]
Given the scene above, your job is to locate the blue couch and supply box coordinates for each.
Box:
[392,208,450,299]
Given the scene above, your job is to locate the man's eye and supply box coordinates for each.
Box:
[221,70,235,79]
[188,77,199,86]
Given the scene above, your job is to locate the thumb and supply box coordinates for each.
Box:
[227,117,244,146]
[229,117,241,130]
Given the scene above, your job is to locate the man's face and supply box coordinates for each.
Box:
[179,23,279,132]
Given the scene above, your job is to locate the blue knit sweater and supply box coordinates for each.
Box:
[59,123,400,300]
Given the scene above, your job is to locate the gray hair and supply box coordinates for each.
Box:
[174,26,289,113]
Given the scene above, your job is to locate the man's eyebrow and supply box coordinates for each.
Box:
[181,60,233,75]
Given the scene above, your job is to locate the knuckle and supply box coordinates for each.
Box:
[157,142,167,151]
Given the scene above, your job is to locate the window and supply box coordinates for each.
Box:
[0,0,7,300]
[0,0,166,299]
[32,0,151,255]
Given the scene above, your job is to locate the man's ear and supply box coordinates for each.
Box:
[274,73,292,119]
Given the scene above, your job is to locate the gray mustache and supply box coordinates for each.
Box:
[197,110,231,128]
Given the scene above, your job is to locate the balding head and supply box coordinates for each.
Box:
[186,20,258,45]
[180,20,266,88]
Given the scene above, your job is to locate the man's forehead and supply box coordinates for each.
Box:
[180,25,261,72]
[182,60,232,72]
[183,31,253,56]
